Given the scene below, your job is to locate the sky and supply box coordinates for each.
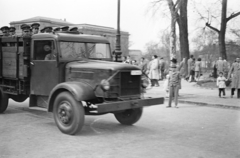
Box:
[0,0,240,52]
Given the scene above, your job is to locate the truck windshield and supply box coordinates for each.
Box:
[60,42,111,60]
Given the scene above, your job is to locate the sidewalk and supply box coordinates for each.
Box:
[145,79,240,110]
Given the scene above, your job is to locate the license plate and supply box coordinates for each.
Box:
[131,70,142,75]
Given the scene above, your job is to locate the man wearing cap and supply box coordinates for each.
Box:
[53,27,60,34]
[69,27,78,32]
[9,27,16,36]
[61,26,69,31]
[0,26,10,37]
[40,28,45,33]
[31,23,40,35]
[21,24,31,37]
[45,26,53,33]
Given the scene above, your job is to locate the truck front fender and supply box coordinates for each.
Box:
[48,82,96,112]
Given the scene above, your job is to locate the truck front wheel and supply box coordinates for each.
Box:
[53,91,85,135]
[0,89,9,113]
[114,108,143,125]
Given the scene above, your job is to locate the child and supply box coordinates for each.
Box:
[216,72,227,98]
[166,64,181,108]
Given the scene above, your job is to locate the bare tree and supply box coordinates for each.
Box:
[205,0,240,59]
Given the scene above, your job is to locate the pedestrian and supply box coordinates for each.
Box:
[212,59,218,79]
[159,57,166,80]
[188,58,195,82]
[186,55,194,80]
[194,58,201,81]
[227,58,240,98]
[216,57,224,75]
[223,59,229,78]
[149,55,160,87]
[139,57,149,74]
[166,61,181,108]
[217,72,227,98]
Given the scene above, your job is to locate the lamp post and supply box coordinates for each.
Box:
[115,0,122,62]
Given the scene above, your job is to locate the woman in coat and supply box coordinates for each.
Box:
[194,58,202,81]
[227,58,240,98]
[149,55,160,87]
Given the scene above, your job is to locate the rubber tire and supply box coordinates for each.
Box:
[114,108,143,125]
[53,91,85,135]
[0,89,9,113]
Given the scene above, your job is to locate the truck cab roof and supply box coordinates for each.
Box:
[31,32,110,43]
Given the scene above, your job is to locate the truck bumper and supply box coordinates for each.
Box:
[96,97,164,113]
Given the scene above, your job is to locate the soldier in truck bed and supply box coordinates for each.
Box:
[0,26,10,37]
[9,27,16,36]
[21,24,31,37]
[31,23,40,34]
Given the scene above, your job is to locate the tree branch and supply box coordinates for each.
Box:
[226,11,240,22]
[205,22,220,33]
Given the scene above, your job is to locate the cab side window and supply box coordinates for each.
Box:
[34,40,55,60]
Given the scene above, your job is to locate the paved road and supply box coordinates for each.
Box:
[0,99,240,158]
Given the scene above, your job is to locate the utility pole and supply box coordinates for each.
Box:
[115,0,122,62]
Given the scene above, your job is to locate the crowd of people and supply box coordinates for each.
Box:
[0,23,79,37]
[122,55,240,107]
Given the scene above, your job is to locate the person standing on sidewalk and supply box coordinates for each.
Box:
[189,58,196,82]
[186,55,194,80]
[159,57,166,80]
[167,60,181,108]
[194,58,202,81]
[216,57,224,75]
[149,55,160,87]
[227,58,240,98]
[217,72,227,98]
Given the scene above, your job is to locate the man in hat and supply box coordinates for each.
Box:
[61,26,69,31]
[69,27,78,32]
[9,27,16,36]
[31,23,40,35]
[21,24,31,37]
[53,27,60,34]
[40,28,45,33]
[0,26,10,37]
[45,26,53,33]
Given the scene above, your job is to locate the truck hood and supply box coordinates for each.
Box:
[65,60,140,71]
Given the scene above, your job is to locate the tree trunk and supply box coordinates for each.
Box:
[168,0,177,59]
[178,0,189,76]
[219,0,227,59]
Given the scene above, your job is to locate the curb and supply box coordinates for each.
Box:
[164,98,240,110]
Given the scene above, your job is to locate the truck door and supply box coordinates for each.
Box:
[30,39,59,96]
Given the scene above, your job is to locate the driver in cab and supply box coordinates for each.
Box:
[44,45,57,60]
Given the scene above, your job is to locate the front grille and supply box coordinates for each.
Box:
[107,71,141,98]
[120,71,141,96]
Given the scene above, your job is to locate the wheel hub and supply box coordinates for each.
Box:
[58,102,72,124]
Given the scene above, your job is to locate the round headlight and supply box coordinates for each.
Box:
[100,79,110,91]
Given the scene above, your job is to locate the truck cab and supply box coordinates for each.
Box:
[0,32,164,135]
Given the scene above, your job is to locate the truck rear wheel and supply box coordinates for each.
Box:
[53,91,85,135]
[0,89,9,113]
[114,108,143,125]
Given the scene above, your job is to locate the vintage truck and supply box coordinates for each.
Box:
[0,32,164,135]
